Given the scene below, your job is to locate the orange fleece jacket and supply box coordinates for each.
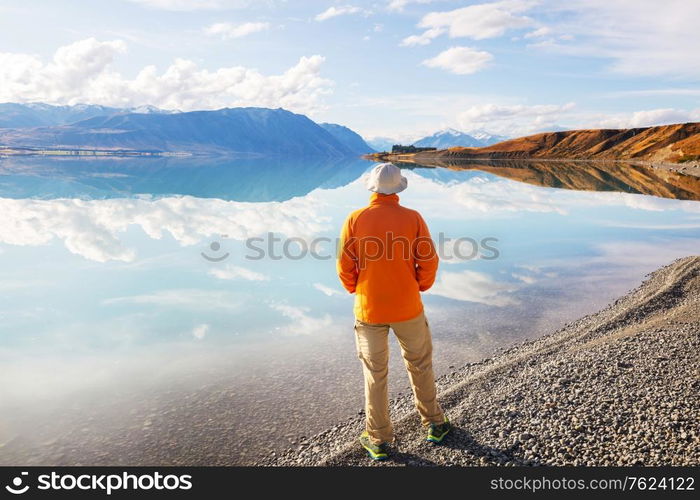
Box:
[337,192,439,323]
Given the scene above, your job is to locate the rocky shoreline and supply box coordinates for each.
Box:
[259,256,700,466]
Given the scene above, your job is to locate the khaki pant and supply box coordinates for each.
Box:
[354,310,445,444]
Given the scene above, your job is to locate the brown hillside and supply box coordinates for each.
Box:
[399,123,700,163]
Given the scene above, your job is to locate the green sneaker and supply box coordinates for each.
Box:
[359,431,389,461]
[426,417,451,444]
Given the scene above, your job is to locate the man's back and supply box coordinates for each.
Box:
[337,192,439,323]
[336,163,448,458]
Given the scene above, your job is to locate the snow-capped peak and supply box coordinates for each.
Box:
[468,129,509,143]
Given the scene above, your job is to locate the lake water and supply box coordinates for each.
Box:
[1,156,699,464]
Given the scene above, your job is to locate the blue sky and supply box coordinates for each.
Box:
[1,0,699,140]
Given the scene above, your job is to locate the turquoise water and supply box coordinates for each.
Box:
[1,156,699,462]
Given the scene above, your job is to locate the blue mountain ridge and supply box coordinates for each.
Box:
[0,104,374,157]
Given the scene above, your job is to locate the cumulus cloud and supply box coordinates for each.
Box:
[126,0,248,10]
[208,264,270,281]
[204,21,270,39]
[428,269,519,306]
[408,0,534,45]
[315,5,363,21]
[272,304,333,336]
[0,38,333,114]
[457,102,575,135]
[422,46,493,75]
[0,195,330,262]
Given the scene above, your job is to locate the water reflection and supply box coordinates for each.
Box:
[402,159,700,201]
[0,156,370,201]
[1,156,699,464]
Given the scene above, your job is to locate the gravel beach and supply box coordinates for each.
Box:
[260,256,700,466]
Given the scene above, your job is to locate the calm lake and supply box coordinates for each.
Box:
[1,156,699,464]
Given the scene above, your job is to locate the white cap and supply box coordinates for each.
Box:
[365,163,408,194]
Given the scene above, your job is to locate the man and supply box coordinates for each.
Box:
[337,162,450,461]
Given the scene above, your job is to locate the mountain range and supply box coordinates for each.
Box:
[0,102,174,128]
[0,103,374,157]
[319,123,375,154]
[413,128,508,149]
[367,128,508,152]
[376,123,700,164]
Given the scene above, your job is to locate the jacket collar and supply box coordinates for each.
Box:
[369,192,400,205]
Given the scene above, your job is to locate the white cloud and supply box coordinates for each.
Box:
[313,283,343,296]
[0,195,330,262]
[192,323,209,340]
[422,46,493,75]
[459,102,575,122]
[428,269,519,306]
[523,26,551,38]
[591,108,700,129]
[103,289,242,310]
[455,101,698,137]
[0,38,333,114]
[401,170,700,225]
[315,5,363,22]
[533,0,700,77]
[126,0,247,10]
[272,304,333,335]
[387,0,437,12]
[457,101,575,135]
[403,170,568,217]
[400,27,445,47]
[410,0,535,44]
[208,264,270,281]
[204,21,270,40]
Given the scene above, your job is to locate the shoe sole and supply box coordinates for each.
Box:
[365,450,388,461]
[360,441,389,460]
[426,428,451,444]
